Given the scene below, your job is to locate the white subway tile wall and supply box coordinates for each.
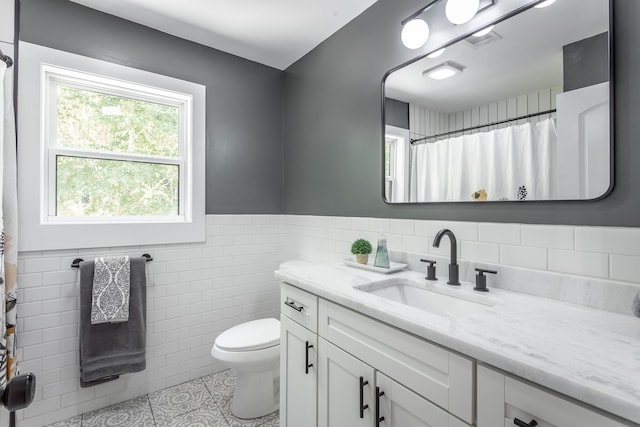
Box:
[15,214,640,426]
[280,215,640,286]
[16,215,283,427]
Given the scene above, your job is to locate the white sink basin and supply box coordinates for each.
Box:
[355,278,500,318]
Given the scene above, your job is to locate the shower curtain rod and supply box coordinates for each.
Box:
[410,108,557,145]
[0,48,13,68]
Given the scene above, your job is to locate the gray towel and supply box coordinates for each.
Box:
[79,257,147,387]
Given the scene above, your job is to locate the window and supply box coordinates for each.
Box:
[45,66,189,221]
[19,42,206,251]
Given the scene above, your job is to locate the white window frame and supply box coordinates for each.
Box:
[18,42,206,251]
[385,125,411,203]
[384,137,396,201]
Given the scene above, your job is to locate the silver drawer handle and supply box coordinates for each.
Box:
[284,300,304,312]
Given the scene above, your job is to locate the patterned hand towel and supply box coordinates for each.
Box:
[91,256,131,324]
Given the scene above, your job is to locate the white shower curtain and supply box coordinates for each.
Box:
[0,61,18,388]
[410,118,556,202]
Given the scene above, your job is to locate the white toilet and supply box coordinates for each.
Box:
[211,318,280,419]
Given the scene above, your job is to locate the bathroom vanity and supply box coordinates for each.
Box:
[277,260,640,427]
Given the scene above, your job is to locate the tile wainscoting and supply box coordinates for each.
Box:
[281,215,640,285]
[15,215,283,427]
[13,214,640,426]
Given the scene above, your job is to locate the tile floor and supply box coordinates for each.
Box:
[46,370,279,427]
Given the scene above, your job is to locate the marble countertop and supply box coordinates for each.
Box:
[275,260,640,425]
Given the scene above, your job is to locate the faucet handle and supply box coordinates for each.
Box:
[474,268,497,292]
[420,259,437,281]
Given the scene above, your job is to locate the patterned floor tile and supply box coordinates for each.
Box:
[215,396,277,427]
[202,369,235,400]
[154,405,229,427]
[44,415,82,427]
[49,371,277,427]
[82,395,155,427]
[149,378,216,420]
[259,411,279,427]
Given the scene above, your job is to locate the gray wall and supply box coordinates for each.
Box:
[19,0,284,214]
[283,0,640,227]
[385,98,409,129]
[564,32,609,92]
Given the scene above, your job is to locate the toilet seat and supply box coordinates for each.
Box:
[215,318,280,352]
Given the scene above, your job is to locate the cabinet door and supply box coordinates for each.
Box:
[318,338,375,427]
[319,299,473,423]
[280,315,317,427]
[376,372,469,427]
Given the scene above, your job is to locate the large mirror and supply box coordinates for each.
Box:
[383,0,611,203]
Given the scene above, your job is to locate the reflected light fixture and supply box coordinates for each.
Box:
[427,48,446,58]
[401,18,430,49]
[423,61,465,80]
[472,24,495,37]
[534,0,557,8]
[445,0,480,25]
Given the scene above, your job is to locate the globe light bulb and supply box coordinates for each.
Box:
[445,0,480,25]
[401,19,430,50]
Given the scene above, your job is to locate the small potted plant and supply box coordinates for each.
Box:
[351,239,372,265]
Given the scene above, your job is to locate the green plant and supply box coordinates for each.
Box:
[351,239,372,255]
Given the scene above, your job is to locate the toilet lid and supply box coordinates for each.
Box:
[215,318,280,351]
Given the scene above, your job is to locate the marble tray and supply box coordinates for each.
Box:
[342,258,407,274]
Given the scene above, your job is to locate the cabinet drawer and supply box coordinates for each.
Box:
[477,365,630,427]
[281,283,318,333]
[319,299,474,424]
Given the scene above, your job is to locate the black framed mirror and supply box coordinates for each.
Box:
[383,0,612,203]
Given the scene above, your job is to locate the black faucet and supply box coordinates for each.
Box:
[432,229,460,286]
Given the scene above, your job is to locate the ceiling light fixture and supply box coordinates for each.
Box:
[400,0,495,50]
[401,18,430,49]
[472,25,495,37]
[534,0,557,8]
[423,61,465,80]
[445,0,480,25]
[427,48,446,58]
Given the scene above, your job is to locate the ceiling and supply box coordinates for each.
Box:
[69,0,379,70]
[385,0,609,113]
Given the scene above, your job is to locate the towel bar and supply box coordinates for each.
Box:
[71,253,153,268]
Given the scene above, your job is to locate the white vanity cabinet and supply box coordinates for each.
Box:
[318,299,474,425]
[280,285,318,427]
[477,365,629,427]
[279,267,640,427]
[281,282,474,427]
[317,338,468,427]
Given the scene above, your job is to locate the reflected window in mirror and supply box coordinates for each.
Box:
[383,0,612,203]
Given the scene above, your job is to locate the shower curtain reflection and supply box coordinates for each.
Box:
[409,118,556,202]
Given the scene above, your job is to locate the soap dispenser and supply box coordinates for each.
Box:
[374,232,390,269]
